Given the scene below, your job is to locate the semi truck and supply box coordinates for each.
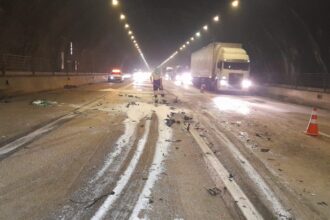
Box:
[191,42,252,91]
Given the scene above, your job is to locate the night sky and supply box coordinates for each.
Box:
[0,0,329,81]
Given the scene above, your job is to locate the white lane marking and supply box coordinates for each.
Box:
[320,132,330,138]
[91,118,151,220]
[0,113,75,156]
[0,97,107,157]
[203,117,291,220]
[190,127,263,220]
[129,107,173,220]
[91,119,137,182]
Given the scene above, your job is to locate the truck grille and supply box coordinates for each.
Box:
[229,73,243,88]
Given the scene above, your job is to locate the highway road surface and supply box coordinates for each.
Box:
[0,77,329,220]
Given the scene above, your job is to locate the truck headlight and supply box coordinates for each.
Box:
[220,79,228,86]
[242,79,252,88]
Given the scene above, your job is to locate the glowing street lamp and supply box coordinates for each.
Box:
[131,36,135,40]
[190,37,195,41]
[128,30,132,35]
[213,15,220,22]
[186,41,190,45]
[112,0,119,7]
[125,24,130,29]
[203,25,208,31]
[120,14,126,20]
[196,32,201,37]
[232,0,239,8]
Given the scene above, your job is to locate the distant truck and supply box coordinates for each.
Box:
[191,42,252,91]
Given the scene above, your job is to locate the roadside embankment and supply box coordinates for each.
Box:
[258,85,330,110]
[0,71,109,97]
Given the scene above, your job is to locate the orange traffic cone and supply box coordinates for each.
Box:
[305,107,319,136]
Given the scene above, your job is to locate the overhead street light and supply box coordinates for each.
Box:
[232,0,239,8]
[112,0,119,7]
[203,25,208,31]
[213,15,219,22]
[125,24,129,29]
[196,32,201,37]
[120,14,126,20]
[190,37,195,41]
[128,30,132,35]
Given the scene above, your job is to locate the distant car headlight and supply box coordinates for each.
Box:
[220,79,228,86]
[242,79,252,88]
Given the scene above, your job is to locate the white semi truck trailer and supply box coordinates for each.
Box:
[191,42,252,91]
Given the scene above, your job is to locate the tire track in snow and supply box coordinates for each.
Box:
[91,116,152,220]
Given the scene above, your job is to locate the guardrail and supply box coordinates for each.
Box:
[257,72,330,92]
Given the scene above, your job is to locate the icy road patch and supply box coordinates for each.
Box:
[92,102,177,220]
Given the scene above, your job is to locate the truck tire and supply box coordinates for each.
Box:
[210,80,218,91]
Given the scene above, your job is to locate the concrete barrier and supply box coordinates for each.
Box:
[259,85,330,110]
[0,71,109,97]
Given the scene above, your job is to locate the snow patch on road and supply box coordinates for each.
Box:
[92,119,137,182]
[91,117,151,220]
[129,106,173,220]
[92,103,177,220]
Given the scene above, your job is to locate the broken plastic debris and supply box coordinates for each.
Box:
[32,100,57,107]
[206,187,221,196]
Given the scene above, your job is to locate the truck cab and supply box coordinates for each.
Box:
[215,47,251,91]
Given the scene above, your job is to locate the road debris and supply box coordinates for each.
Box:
[261,148,270,153]
[32,100,58,107]
[206,187,222,196]
[317,201,328,207]
[165,118,176,127]
[64,85,77,89]
[126,101,139,108]
[0,99,10,103]
[165,139,182,143]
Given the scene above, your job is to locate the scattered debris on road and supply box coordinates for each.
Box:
[64,85,78,89]
[165,139,182,143]
[32,100,58,107]
[317,201,328,207]
[0,99,10,103]
[261,148,270,153]
[206,187,222,196]
[126,101,139,108]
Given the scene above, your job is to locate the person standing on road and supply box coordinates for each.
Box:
[150,68,165,103]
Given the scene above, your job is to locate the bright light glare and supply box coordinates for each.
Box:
[133,72,151,84]
[175,72,192,85]
[123,74,132,79]
[220,79,228,86]
[213,15,219,22]
[125,24,129,29]
[120,14,126,20]
[128,31,132,35]
[242,79,252,89]
[191,37,195,41]
[203,25,208,31]
[213,97,250,115]
[232,0,239,8]
[196,32,201,37]
[112,69,121,73]
[112,0,119,7]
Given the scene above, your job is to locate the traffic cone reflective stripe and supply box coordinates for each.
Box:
[305,108,319,136]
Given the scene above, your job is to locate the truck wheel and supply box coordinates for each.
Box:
[211,80,218,92]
